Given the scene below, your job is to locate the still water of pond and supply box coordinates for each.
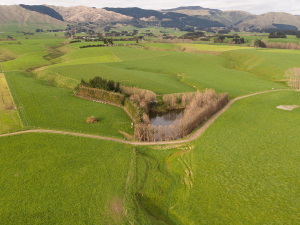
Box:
[149,109,184,127]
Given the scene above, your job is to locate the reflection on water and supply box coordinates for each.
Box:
[149,109,184,127]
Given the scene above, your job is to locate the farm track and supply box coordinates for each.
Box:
[0,89,292,145]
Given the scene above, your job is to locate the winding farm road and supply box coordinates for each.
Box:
[0,89,291,146]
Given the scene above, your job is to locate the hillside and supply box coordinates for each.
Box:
[0,5,66,31]
[237,12,300,29]
[162,6,300,29]
[105,7,225,28]
[46,5,133,23]
[163,7,256,27]
[19,4,64,21]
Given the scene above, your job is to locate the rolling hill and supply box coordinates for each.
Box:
[104,7,225,28]
[0,5,66,31]
[0,4,300,32]
[237,12,300,29]
[46,5,133,23]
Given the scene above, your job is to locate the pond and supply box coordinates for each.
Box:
[149,109,184,127]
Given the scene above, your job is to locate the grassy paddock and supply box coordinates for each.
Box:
[5,72,133,139]
[221,48,300,82]
[176,43,253,52]
[0,73,22,133]
[38,46,286,97]
[136,90,300,224]
[0,133,139,224]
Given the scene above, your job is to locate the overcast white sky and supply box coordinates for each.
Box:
[2,0,300,15]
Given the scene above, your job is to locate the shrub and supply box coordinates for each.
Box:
[86,116,98,124]
[253,39,266,48]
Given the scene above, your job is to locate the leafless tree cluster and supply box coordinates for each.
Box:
[135,89,228,142]
[120,86,156,113]
[285,67,300,89]
[156,39,194,44]
[135,124,178,142]
[266,42,300,50]
[176,90,228,138]
[162,92,195,109]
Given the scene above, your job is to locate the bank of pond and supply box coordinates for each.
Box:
[76,76,228,142]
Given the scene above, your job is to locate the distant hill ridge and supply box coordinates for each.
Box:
[161,6,221,12]
[0,4,300,31]
[19,4,64,21]
[104,7,225,28]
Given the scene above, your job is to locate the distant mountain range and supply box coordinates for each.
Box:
[0,4,300,31]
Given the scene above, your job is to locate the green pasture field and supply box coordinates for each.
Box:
[107,48,286,98]
[0,35,66,72]
[142,43,179,50]
[37,46,286,98]
[51,47,121,65]
[176,43,253,51]
[0,133,143,224]
[36,47,196,94]
[0,73,22,134]
[221,48,300,81]
[136,90,300,224]
[4,71,133,139]
[1,32,300,224]
[0,21,65,33]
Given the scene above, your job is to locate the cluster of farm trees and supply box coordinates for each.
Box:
[268,31,287,38]
[252,39,267,48]
[180,32,205,39]
[79,77,121,92]
[135,89,228,141]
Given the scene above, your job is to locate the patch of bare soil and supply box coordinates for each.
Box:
[106,197,125,224]
[276,105,299,111]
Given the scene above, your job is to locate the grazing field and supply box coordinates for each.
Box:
[36,46,286,98]
[1,32,300,224]
[142,43,179,50]
[136,90,300,224]
[0,133,146,224]
[0,73,22,134]
[222,48,300,82]
[5,72,133,139]
[176,43,253,52]
[50,46,121,66]
[0,37,65,72]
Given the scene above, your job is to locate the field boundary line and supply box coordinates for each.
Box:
[1,73,24,128]
[75,94,136,122]
[0,89,292,145]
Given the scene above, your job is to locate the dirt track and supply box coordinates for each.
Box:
[0,89,291,146]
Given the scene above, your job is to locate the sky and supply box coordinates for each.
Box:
[2,0,300,15]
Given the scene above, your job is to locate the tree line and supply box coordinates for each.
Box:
[79,77,121,92]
